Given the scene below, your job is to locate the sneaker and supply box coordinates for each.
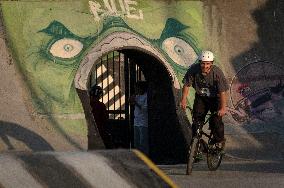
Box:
[194,153,203,162]
[216,139,226,150]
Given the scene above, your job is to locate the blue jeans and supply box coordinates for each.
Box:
[134,126,149,155]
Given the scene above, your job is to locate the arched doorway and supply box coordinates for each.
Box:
[88,50,147,149]
[77,44,190,164]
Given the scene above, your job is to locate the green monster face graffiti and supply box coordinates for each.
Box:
[1,0,203,117]
[30,21,93,114]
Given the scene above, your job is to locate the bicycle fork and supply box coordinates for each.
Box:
[196,129,209,154]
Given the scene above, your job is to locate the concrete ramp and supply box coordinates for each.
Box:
[0,150,177,188]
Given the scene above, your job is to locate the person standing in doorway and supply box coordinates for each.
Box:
[90,85,113,149]
[180,50,229,148]
[129,81,149,155]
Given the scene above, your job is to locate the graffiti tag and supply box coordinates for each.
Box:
[228,61,284,124]
[89,0,143,21]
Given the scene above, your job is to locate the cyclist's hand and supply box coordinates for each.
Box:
[218,107,227,116]
[180,99,187,110]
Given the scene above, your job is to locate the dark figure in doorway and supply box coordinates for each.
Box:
[129,81,149,155]
[180,51,229,148]
[90,85,113,149]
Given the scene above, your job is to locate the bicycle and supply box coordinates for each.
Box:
[186,106,225,175]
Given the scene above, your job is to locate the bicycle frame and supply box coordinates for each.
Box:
[186,107,223,174]
[192,115,214,154]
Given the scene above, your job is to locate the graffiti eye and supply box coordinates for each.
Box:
[49,38,83,59]
[174,45,184,55]
[162,37,198,67]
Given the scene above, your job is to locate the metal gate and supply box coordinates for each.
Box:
[89,51,144,147]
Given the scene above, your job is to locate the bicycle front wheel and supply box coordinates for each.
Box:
[186,137,198,175]
[207,145,223,171]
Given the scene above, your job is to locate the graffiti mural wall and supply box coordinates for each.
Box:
[1,0,284,146]
[0,0,204,135]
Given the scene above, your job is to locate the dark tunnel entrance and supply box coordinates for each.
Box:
[88,49,189,164]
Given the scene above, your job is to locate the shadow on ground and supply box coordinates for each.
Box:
[18,153,92,188]
[0,120,54,151]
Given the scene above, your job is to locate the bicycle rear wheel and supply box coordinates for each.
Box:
[186,137,198,175]
[207,145,223,171]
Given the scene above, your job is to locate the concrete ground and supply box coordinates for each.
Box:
[0,150,176,188]
[159,125,284,188]
[158,117,284,188]
[160,155,284,188]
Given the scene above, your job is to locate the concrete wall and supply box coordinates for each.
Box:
[0,0,283,159]
[202,0,284,160]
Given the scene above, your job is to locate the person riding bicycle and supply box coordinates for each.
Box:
[180,50,229,148]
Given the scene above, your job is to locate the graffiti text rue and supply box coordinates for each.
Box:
[89,0,143,21]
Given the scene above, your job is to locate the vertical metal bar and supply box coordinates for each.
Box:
[107,54,110,112]
[136,64,140,82]
[124,54,130,147]
[124,54,129,122]
[130,59,137,149]
[124,53,132,148]
[139,66,142,81]
[113,51,115,116]
[101,57,103,103]
[119,52,122,119]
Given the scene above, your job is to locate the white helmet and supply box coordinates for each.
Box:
[199,50,214,61]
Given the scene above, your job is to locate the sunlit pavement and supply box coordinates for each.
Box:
[159,155,284,188]
[0,150,175,188]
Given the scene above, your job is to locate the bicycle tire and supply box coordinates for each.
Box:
[186,137,198,175]
[207,145,223,171]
